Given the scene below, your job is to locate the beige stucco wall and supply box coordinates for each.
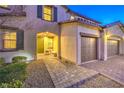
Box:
[102,25,124,60]
[60,22,101,65]
[105,25,124,37]
[60,23,78,63]
[77,24,100,64]
[0,5,72,63]
[0,31,3,49]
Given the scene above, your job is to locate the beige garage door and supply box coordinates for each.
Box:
[81,36,97,63]
[107,40,119,57]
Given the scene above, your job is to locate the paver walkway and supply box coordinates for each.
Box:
[25,60,55,88]
[24,56,124,88]
[43,58,98,88]
[82,56,124,85]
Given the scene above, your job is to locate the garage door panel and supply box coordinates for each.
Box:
[81,37,97,63]
[107,40,119,57]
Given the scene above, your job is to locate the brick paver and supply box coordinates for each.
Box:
[43,58,98,88]
[79,74,124,88]
[82,56,124,85]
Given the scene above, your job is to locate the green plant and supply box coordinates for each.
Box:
[0,79,24,88]
[0,62,27,83]
[12,56,27,63]
[0,57,5,65]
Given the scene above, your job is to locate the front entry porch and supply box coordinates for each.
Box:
[36,32,58,60]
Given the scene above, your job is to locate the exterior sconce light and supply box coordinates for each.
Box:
[106,31,111,38]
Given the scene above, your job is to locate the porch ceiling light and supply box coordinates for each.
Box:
[44,32,49,37]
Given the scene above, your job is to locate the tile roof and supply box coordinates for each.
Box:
[61,5,101,24]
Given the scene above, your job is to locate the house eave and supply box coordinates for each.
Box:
[103,21,123,28]
[61,5,101,24]
[59,20,102,31]
[59,20,101,27]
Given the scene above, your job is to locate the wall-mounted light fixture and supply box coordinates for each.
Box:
[106,31,111,38]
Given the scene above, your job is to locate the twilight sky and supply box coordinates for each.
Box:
[67,5,124,25]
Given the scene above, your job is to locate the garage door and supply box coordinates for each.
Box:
[107,40,119,57]
[81,36,97,63]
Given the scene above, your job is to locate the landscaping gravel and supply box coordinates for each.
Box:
[24,60,55,88]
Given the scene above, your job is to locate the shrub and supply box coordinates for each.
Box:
[0,62,27,83]
[0,57,5,65]
[0,79,24,88]
[12,56,27,63]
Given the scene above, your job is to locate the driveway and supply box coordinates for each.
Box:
[82,56,124,85]
[24,56,124,88]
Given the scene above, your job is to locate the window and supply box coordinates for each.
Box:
[3,32,16,49]
[43,6,53,21]
[48,37,53,49]
[0,5,8,8]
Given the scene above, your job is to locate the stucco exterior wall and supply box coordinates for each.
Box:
[0,5,72,63]
[0,6,16,13]
[77,24,100,64]
[104,25,124,37]
[102,25,124,60]
[60,23,78,63]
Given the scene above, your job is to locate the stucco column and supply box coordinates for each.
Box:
[119,40,124,55]
[101,31,107,61]
[97,37,101,60]
[77,31,81,65]
[58,25,61,59]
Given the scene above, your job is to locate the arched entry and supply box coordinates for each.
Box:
[36,32,58,59]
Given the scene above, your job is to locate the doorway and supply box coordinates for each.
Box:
[36,32,58,59]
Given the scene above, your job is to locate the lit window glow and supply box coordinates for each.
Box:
[43,6,52,21]
[0,5,8,8]
[3,32,16,49]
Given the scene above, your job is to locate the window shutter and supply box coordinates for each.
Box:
[37,5,43,19]
[53,7,57,22]
[17,30,24,50]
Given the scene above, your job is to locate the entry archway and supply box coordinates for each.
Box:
[36,32,58,59]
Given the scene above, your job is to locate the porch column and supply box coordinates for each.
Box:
[58,25,61,59]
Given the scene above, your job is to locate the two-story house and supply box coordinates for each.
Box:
[0,5,124,65]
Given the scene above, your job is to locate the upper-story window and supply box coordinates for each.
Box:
[0,5,9,10]
[0,5,8,8]
[3,32,16,49]
[37,5,57,22]
[43,6,53,21]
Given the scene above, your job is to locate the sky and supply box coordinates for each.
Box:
[67,5,124,25]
